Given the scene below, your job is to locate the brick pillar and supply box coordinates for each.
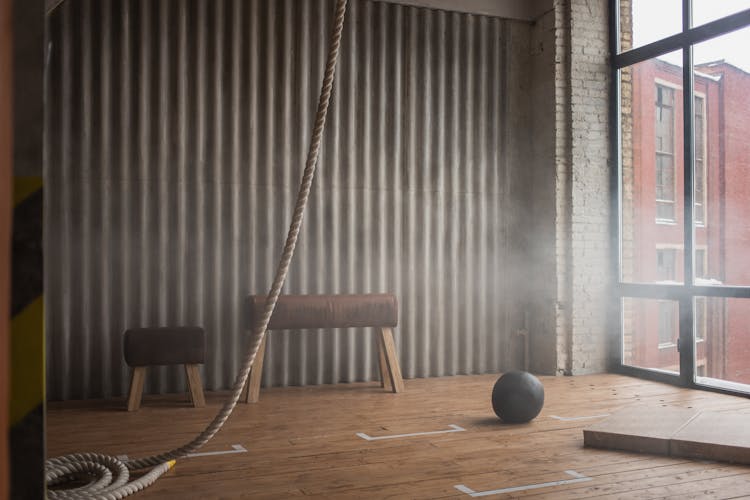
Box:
[554,0,614,374]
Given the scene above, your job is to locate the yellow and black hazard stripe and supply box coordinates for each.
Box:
[10,176,44,500]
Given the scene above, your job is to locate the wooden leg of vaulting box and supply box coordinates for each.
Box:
[378,337,393,391]
[127,366,146,412]
[185,364,205,408]
[243,334,268,403]
[379,327,404,393]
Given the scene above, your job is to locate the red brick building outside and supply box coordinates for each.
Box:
[625,58,750,384]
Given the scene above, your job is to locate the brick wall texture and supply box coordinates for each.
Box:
[554,0,613,374]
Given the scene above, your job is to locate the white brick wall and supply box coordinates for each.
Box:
[555,0,613,374]
[496,0,612,376]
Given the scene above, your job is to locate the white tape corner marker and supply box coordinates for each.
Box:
[454,470,592,497]
[357,424,466,441]
[550,414,610,421]
[116,444,248,462]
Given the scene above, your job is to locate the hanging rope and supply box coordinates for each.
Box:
[45,0,348,497]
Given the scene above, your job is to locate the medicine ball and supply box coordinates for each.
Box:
[491,370,544,423]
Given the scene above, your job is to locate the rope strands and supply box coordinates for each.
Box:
[46,456,175,500]
[44,0,349,496]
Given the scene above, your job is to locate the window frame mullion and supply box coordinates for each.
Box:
[680,0,696,384]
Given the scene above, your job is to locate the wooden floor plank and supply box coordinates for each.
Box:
[47,373,750,499]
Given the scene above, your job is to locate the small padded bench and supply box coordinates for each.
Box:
[242,293,404,403]
[123,326,206,411]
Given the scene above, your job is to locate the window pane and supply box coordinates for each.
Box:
[693,0,750,28]
[695,297,750,392]
[695,248,706,279]
[655,86,675,155]
[694,96,706,225]
[620,0,682,52]
[695,297,707,342]
[621,52,685,283]
[656,248,677,282]
[623,297,679,374]
[693,27,750,286]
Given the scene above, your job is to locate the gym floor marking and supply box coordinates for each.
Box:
[185,444,248,458]
[116,444,247,462]
[357,424,466,441]
[550,414,610,421]
[454,470,592,497]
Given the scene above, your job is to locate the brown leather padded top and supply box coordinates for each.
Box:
[247,294,398,330]
[124,327,206,367]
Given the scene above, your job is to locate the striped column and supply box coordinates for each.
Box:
[9,0,45,496]
[10,177,44,499]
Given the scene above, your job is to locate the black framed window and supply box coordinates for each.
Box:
[612,0,750,394]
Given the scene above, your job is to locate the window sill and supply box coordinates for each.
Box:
[658,342,677,349]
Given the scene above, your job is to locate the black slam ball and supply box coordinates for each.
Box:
[491,371,545,423]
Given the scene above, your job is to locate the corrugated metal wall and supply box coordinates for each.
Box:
[45,0,524,400]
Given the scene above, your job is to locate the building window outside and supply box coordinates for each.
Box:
[695,249,706,341]
[658,301,678,346]
[695,95,706,225]
[656,84,676,222]
[695,298,706,342]
[657,248,678,346]
[656,248,677,281]
[695,248,706,279]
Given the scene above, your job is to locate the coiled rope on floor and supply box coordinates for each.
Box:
[45,0,348,497]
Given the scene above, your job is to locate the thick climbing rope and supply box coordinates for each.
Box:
[45,0,348,497]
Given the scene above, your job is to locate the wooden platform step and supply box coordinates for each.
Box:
[583,405,750,464]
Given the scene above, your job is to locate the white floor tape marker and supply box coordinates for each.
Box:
[185,444,248,458]
[454,470,592,497]
[357,424,466,441]
[550,414,610,421]
[116,444,248,462]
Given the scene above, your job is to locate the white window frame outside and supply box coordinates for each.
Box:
[655,83,678,224]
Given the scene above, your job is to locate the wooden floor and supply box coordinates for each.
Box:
[47,374,750,499]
